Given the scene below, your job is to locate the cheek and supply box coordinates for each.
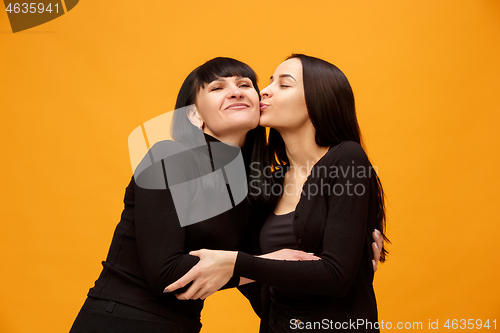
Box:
[248,91,260,108]
[289,91,307,116]
[248,91,261,117]
[277,92,301,114]
[276,93,308,126]
[198,96,222,122]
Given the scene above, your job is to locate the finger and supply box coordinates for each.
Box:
[188,250,202,257]
[303,252,321,260]
[373,229,383,253]
[175,292,186,300]
[372,241,381,265]
[200,291,213,300]
[175,280,203,300]
[191,285,210,300]
[164,268,198,293]
[303,254,321,260]
[372,259,378,273]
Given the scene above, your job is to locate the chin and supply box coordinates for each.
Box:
[230,114,259,129]
[258,114,273,128]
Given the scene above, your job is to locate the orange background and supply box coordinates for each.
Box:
[1,1,499,332]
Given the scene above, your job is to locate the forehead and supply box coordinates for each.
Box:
[274,58,303,78]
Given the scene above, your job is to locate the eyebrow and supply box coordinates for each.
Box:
[212,76,248,82]
[270,74,296,81]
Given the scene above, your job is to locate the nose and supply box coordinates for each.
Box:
[260,85,271,99]
[228,85,245,99]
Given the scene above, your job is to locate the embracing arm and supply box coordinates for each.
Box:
[165,142,382,299]
[134,181,197,295]
[233,142,374,296]
[133,144,239,297]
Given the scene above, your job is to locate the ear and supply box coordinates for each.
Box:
[186,105,204,130]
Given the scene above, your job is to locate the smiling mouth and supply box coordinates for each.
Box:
[225,103,250,110]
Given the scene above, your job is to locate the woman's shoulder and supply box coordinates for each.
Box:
[134,140,193,190]
[323,141,370,166]
[149,139,187,158]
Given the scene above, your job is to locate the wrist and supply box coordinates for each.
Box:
[225,251,238,274]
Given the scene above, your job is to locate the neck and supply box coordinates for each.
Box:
[203,128,247,148]
[278,122,329,176]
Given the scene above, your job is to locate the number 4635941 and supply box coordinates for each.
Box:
[444,319,496,329]
[5,3,59,14]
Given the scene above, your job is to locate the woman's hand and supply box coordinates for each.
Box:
[372,229,383,272]
[164,249,237,300]
[258,249,321,261]
[238,249,320,286]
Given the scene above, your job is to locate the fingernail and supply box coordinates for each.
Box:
[163,289,170,293]
[372,260,376,266]
[374,243,378,249]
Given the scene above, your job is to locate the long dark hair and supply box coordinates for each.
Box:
[171,57,269,204]
[268,54,389,261]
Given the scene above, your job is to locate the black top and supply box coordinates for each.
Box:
[87,134,251,331]
[260,211,312,314]
[234,141,380,332]
[259,211,297,254]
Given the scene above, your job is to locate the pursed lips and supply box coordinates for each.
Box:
[260,102,269,110]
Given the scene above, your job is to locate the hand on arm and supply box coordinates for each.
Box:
[165,248,321,299]
[258,249,321,261]
[133,142,241,295]
[164,249,238,300]
[232,142,376,296]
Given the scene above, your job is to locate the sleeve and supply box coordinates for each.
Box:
[133,142,239,297]
[233,142,373,297]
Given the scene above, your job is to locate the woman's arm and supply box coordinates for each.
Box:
[164,248,320,299]
[165,142,382,298]
[232,142,375,296]
[133,141,239,296]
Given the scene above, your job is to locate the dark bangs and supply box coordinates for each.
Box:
[194,57,260,96]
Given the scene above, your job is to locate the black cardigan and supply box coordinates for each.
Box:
[87,135,249,331]
[234,141,380,332]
